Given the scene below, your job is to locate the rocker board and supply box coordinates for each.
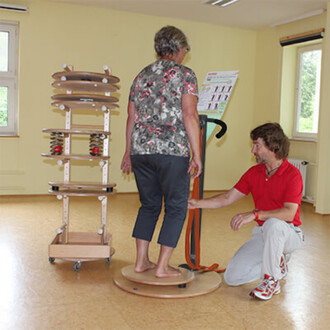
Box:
[48,181,116,197]
[51,100,119,110]
[48,189,115,197]
[51,94,118,103]
[51,94,119,110]
[52,80,119,93]
[52,71,120,84]
[48,181,116,189]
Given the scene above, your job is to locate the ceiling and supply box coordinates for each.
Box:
[53,0,328,30]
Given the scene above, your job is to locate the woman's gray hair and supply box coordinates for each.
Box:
[154,26,190,57]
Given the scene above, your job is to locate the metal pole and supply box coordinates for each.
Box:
[189,115,207,265]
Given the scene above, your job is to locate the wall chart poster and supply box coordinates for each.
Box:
[197,71,239,119]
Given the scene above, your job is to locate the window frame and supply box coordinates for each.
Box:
[293,43,322,141]
[0,21,19,136]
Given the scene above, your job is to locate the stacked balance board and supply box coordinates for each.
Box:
[51,66,120,111]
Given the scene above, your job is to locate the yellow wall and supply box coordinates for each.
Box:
[253,13,327,205]
[0,1,329,213]
[0,0,256,194]
[316,3,330,214]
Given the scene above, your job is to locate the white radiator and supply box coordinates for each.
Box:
[288,158,307,197]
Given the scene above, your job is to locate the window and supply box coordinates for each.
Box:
[0,21,18,136]
[294,44,322,140]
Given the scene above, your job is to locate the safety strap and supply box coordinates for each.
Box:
[184,128,226,273]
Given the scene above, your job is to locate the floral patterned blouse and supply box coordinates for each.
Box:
[129,59,198,157]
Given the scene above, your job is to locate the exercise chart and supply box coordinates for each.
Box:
[198,70,239,140]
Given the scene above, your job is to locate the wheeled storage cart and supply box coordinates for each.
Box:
[42,64,120,271]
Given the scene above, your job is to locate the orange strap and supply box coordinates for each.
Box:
[185,128,226,273]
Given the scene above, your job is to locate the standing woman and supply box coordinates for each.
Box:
[121,25,202,278]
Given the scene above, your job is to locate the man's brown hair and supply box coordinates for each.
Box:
[250,123,290,160]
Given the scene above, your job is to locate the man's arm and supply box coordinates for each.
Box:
[188,188,246,209]
[257,202,299,222]
[230,202,299,231]
[182,94,202,179]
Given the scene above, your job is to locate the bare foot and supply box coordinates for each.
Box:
[155,265,182,278]
[134,261,156,273]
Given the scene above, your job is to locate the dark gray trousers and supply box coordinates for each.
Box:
[131,154,190,248]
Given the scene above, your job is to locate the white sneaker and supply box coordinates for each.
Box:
[249,274,281,300]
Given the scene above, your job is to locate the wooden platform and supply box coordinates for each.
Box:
[49,232,113,259]
[41,153,110,161]
[42,128,111,135]
[114,267,222,299]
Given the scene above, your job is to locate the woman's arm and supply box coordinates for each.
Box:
[120,101,135,174]
[182,94,202,179]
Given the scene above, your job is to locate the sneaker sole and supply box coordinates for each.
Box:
[250,287,281,300]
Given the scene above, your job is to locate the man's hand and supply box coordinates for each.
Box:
[188,198,199,209]
[230,211,255,231]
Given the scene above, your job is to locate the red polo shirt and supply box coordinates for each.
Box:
[234,159,303,226]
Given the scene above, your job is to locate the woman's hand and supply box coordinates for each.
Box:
[121,151,132,175]
[188,154,202,179]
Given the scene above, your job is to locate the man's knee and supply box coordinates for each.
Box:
[263,218,288,234]
[223,268,241,286]
[224,255,262,286]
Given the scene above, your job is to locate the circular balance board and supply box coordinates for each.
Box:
[120,264,195,286]
[114,267,222,299]
[51,100,119,110]
[52,71,120,84]
[52,80,119,93]
[51,94,119,110]
[48,189,115,197]
[51,94,118,102]
[48,181,116,190]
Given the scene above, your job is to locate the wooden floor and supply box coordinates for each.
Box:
[0,192,329,329]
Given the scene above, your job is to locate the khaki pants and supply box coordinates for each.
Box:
[224,218,304,285]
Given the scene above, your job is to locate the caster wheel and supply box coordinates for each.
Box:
[49,257,55,264]
[74,261,82,271]
[105,257,111,264]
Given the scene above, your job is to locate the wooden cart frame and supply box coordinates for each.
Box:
[43,64,119,271]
